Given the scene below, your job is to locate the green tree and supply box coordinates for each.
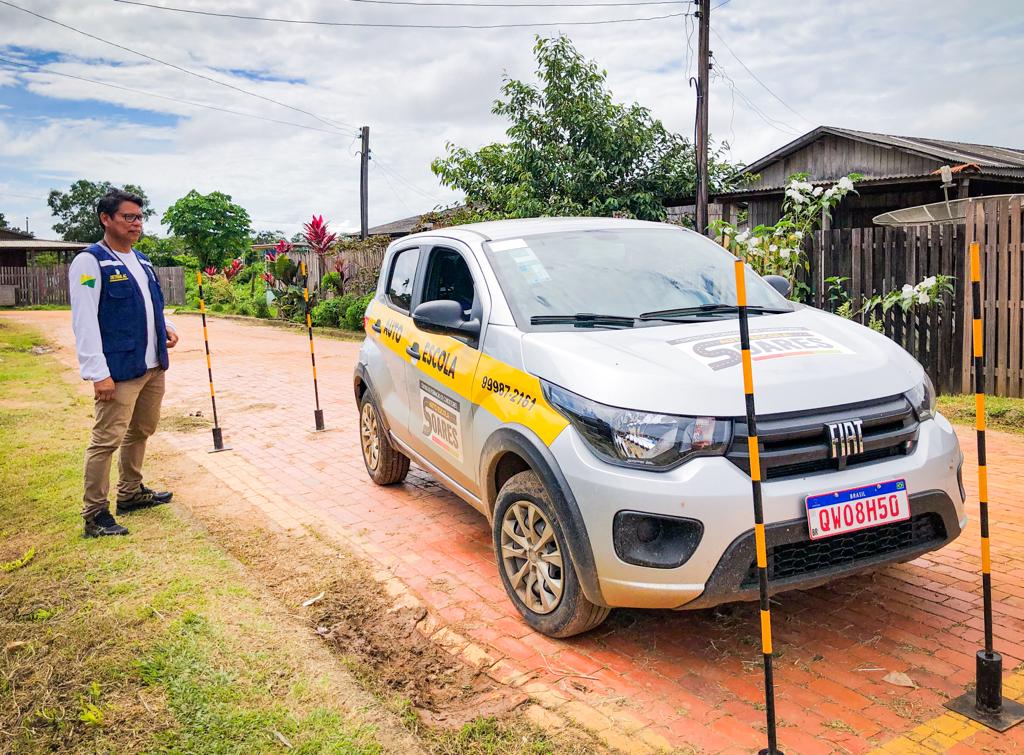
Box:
[432,35,741,222]
[47,180,153,242]
[0,212,10,230]
[162,190,252,269]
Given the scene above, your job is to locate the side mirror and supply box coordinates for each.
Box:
[764,275,791,298]
[412,299,481,341]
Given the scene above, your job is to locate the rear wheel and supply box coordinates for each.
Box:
[359,393,409,485]
[493,470,610,637]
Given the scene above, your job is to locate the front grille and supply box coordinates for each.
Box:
[727,394,919,480]
[740,512,946,587]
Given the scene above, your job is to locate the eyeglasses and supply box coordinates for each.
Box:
[118,213,144,224]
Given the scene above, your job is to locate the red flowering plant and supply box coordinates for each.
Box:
[222,258,243,280]
[262,238,308,321]
[203,266,218,278]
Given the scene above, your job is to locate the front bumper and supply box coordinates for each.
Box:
[552,413,965,609]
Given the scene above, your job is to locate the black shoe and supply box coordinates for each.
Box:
[84,511,129,538]
[117,485,173,514]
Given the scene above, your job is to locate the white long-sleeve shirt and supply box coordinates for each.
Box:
[69,244,175,382]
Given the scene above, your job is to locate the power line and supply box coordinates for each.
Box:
[710,27,812,124]
[0,56,348,135]
[371,161,417,217]
[110,0,690,28]
[373,155,448,205]
[713,61,800,136]
[119,0,688,6]
[0,0,354,133]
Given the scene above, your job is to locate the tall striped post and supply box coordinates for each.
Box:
[734,258,783,755]
[196,271,229,452]
[946,241,1024,730]
[301,261,326,431]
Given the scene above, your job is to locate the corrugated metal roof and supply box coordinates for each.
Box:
[0,239,90,251]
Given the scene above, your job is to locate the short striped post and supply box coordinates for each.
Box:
[734,258,783,755]
[301,261,325,431]
[196,271,229,452]
[945,241,1024,730]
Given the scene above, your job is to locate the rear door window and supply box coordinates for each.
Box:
[386,247,420,312]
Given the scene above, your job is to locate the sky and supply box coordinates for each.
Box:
[1,0,1022,239]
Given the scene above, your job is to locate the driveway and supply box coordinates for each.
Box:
[12,309,1024,754]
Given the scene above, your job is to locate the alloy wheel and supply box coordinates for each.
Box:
[500,500,564,614]
[361,402,380,471]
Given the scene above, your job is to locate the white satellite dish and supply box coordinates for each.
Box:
[873,193,1024,226]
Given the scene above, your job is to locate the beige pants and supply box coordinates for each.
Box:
[82,368,166,519]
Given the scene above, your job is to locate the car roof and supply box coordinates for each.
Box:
[396,216,689,246]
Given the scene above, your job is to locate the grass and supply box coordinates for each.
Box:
[0,304,71,311]
[0,319,387,753]
[938,393,1024,435]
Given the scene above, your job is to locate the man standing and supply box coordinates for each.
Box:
[69,188,178,537]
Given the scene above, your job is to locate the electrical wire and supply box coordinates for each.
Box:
[370,161,417,217]
[0,55,348,135]
[0,0,354,133]
[713,61,800,136]
[109,0,690,28]
[711,27,812,124]
[373,155,449,205]
[117,0,689,6]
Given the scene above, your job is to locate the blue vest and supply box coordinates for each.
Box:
[85,243,169,382]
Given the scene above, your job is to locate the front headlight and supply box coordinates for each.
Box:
[905,374,936,421]
[542,381,732,470]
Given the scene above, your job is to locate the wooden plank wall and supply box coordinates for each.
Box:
[961,196,1023,397]
[0,265,186,306]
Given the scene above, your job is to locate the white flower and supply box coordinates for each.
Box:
[813,186,824,197]
[779,248,792,259]
[736,230,750,243]
[795,230,804,239]
[797,181,814,193]
[723,227,733,236]
[901,284,915,300]
[824,187,838,199]
[838,176,855,192]
[785,188,806,204]
[918,292,931,305]
[774,227,785,236]
[769,244,778,253]
[921,275,937,289]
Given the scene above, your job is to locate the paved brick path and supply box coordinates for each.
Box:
[13,310,1024,754]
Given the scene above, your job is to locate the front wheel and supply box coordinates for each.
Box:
[493,470,610,638]
[359,393,410,485]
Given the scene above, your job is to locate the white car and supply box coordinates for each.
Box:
[353,217,965,637]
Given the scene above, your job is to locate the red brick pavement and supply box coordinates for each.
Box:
[14,310,1024,754]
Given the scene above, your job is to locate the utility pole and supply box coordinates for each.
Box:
[695,0,711,235]
[359,125,370,240]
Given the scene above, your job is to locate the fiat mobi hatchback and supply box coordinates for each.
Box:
[353,218,965,637]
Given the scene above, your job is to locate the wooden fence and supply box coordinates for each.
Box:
[805,223,963,395]
[804,196,1024,397]
[0,265,185,306]
[962,196,1023,397]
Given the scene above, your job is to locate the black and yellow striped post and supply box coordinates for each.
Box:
[946,241,1024,730]
[734,257,783,755]
[301,261,326,431]
[196,271,229,453]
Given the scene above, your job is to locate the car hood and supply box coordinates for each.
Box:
[522,307,923,416]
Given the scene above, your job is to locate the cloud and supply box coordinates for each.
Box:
[0,0,1022,237]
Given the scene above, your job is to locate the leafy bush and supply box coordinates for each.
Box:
[200,276,236,310]
[311,294,354,328]
[343,293,374,330]
[321,271,343,295]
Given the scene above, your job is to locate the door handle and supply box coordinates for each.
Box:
[372,319,382,333]
[406,343,421,360]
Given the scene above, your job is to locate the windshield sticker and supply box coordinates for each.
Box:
[489,238,528,252]
[420,381,463,462]
[508,247,551,284]
[670,327,854,371]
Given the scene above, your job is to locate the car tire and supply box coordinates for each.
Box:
[359,393,410,485]
[493,470,610,638]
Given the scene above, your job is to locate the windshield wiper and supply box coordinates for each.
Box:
[638,304,790,321]
[530,313,636,328]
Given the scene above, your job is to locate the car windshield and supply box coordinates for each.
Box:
[483,227,792,329]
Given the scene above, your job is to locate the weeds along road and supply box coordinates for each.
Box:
[7,309,1024,754]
